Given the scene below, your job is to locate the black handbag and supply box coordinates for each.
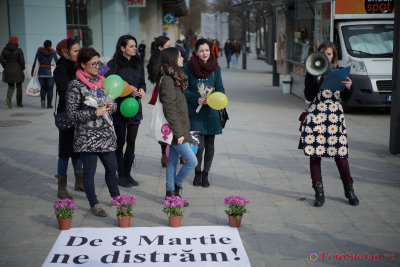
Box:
[219,108,229,129]
[54,92,75,130]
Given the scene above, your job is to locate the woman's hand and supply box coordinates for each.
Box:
[198,97,207,105]
[177,136,184,145]
[341,77,352,90]
[106,100,114,109]
[96,105,108,116]
[130,85,139,97]
[137,88,146,98]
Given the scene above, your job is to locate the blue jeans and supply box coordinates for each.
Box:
[232,53,238,66]
[225,53,232,67]
[38,77,54,107]
[166,143,198,191]
[80,152,120,207]
[57,156,83,176]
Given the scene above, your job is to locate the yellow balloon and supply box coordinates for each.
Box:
[207,92,228,110]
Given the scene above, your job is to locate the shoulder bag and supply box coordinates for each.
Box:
[54,92,75,130]
[211,72,229,129]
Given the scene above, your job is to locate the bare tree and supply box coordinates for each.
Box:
[179,0,209,41]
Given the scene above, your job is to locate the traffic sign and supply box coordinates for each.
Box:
[163,13,175,24]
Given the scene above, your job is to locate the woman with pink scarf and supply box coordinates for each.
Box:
[66,47,120,217]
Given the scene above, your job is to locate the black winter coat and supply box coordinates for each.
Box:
[54,57,77,114]
[105,58,146,123]
[0,44,25,83]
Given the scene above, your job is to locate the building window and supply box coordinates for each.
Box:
[65,0,103,54]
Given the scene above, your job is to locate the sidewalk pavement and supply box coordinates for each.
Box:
[0,53,399,267]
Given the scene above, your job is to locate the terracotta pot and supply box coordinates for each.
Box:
[168,215,182,227]
[118,215,132,228]
[228,215,242,227]
[58,217,72,230]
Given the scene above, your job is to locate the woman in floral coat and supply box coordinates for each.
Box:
[299,42,359,207]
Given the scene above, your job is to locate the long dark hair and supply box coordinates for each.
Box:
[152,35,170,52]
[112,34,141,71]
[152,47,183,84]
[76,47,100,70]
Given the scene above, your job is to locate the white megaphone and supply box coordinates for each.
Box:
[305,52,329,76]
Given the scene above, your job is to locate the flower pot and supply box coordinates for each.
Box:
[58,218,72,230]
[168,215,182,227]
[118,215,132,227]
[228,215,242,227]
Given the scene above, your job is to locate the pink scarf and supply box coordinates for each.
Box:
[76,69,105,90]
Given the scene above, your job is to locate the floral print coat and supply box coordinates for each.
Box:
[66,79,117,153]
[299,72,352,158]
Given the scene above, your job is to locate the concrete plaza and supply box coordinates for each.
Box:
[0,54,399,266]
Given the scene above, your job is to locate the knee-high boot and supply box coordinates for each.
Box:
[124,153,139,186]
[312,181,325,207]
[116,153,132,187]
[342,179,359,206]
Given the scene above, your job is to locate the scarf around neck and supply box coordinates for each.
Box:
[187,53,218,78]
[160,64,188,90]
[76,69,105,90]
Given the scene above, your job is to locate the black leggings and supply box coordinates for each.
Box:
[310,156,352,182]
[195,135,215,172]
[114,124,139,156]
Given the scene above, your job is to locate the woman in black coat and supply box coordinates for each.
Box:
[53,38,83,200]
[0,36,25,108]
[105,34,146,187]
[147,35,173,167]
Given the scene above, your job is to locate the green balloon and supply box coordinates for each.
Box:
[103,75,124,99]
[120,97,139,118]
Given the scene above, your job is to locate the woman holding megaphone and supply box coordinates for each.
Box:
[299,41,359,207]
[105,34,146,188]
[184,38,226,187]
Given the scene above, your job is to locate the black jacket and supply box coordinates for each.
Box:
[304,71,352,102]
[54,57,76,114]
[0,44,25,83]
[105,58,146,123]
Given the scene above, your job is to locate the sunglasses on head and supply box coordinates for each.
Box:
[84,61,103,68]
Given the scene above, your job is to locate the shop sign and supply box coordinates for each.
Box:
[128,0,146,8]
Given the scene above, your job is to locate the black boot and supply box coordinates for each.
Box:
[165,190,175,199]
[343,179,359,206]
[174,184,189,207]
[124,153,139,186]
[74,170,84,191]
[116,153,132,187]
[193,170,202,186]
[202,171,210,187]
[312,181,325,207]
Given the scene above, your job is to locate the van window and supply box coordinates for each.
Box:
[341,24,393,58]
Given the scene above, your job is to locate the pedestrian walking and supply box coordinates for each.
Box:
[224,39,233,68]
[31,40,58,108]
[147,35,175,167]
[232,40,241,68]
[211,40,220,59]
[0,36,25,108]
[299,41,359,207]
[184,38,225,187]
[152,47,197,201]
[66,47,120,217]
[105,34,145,187]
[53,38,83,200]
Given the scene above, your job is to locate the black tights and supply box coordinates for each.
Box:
[195,135,215,172]
[114,124,139,156]
[310,156,352,182]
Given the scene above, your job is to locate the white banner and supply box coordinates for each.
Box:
[43,226,251,267]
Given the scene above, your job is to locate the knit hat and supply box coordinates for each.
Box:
[56,39,68,57]
[8,36,18,45]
